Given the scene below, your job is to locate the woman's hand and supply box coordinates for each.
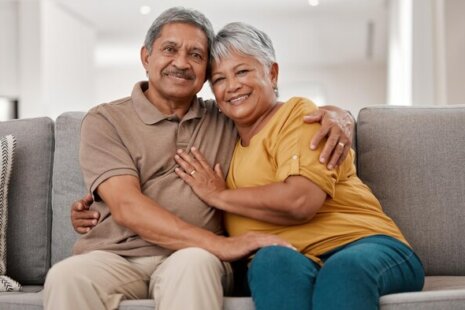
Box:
[174,147,226,207]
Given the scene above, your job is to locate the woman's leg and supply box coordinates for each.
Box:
[248,245,319,310]
[313,235,424,310]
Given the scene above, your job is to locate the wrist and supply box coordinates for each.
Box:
[206,234,228,259]
[209,190,228,211]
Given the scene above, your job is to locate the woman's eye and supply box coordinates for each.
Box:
[212,77,224,85]
[237,70,248,75]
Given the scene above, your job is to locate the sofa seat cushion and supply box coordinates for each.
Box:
[0,288,43,310]
[380,289,465,310]
[1,281,465,310]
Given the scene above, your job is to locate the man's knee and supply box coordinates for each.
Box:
[169,247,222,271]
[45,256,87,290]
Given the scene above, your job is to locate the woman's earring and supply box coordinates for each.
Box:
[273,86,279,97]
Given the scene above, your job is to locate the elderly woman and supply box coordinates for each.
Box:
[174,22,424,310]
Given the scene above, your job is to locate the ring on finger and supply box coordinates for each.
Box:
[190,170,197,176]
[338,142,345,148]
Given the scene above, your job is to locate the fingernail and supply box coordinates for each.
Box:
[177,149,183,154]
[319,156,325,163]
[191,146,196,151]
[174,154,179,159]
[327,164,333,170]
[92,220,97,225]
[310,144,316,150]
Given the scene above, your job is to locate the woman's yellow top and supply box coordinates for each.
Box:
[224,97,409,264]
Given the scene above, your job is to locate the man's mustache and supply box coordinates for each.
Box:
[162,68,195,80]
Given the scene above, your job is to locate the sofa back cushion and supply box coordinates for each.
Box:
[0,118,54,284]
[51,112,87,265]
[356,106,465,275]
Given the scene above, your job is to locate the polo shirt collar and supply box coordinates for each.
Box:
[132,81,205,125]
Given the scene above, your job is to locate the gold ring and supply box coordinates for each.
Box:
[338,142,345,148]
[190,170,196,176]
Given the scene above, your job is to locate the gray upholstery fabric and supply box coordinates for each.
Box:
[424,276,465,291]
[0,118,54,285]
[112,297,257,310]
[380,289,465,310]
[51,112,87,265]
[0,290,42,310]
[356,106,465,276]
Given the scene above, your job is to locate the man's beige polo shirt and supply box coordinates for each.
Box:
[74,81,237,257]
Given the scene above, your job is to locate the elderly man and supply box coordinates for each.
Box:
[44,7,354,310]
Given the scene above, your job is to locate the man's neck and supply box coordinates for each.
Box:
[144,88,195,119]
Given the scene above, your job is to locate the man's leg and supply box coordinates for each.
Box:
[247,246,319,310]
[150,247,233,310]
[43,250,159,310]
[313,235,425,310]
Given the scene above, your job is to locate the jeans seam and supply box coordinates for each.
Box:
[375,250,415,287]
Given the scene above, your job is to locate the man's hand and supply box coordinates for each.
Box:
[71,194,99,234]
[304,106,355,169]
[214,232,296,262]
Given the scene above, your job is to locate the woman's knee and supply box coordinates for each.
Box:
[321,250,374,280]
[249,246,316,281]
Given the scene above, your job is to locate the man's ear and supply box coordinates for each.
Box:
[270,62,279,87]
[141,46,149,71]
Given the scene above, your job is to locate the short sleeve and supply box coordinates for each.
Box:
[274,100,338,197]
[79,109,139,199]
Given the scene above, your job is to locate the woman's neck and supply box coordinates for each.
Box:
[236,102,283,146]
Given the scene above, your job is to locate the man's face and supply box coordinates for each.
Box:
[142,22,209,102]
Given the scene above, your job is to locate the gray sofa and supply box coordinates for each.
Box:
[0,105,464,309]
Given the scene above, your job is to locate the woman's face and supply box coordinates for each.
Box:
[210,52,278,126]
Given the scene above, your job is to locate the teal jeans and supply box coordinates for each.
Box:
[248,235,424,310]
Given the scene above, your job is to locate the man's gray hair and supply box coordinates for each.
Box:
[144,7,215,55]
[211,22,276,69]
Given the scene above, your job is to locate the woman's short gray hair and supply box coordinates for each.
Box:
[144,7,215,55]
[211,22,276,69]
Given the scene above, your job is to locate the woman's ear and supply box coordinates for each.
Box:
[270,62,279,87]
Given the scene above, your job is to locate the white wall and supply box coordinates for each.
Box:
[0,1,19,98]
[95,65,145,104]
[11,0,96,119]
[18,0,44,118]
[445,0,465,105]
[280,64,387,116]
[42,1,96,118]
